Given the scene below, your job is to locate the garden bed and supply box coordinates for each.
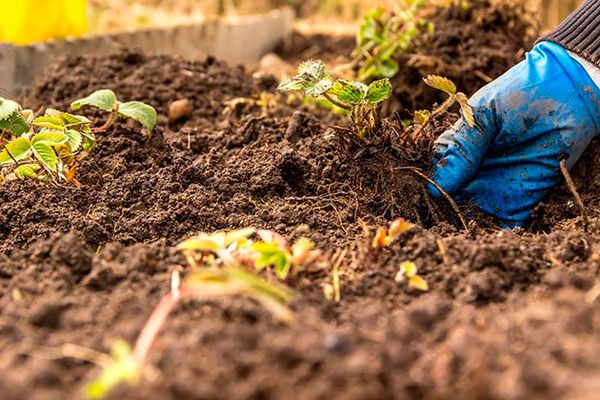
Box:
[1,3,599,400]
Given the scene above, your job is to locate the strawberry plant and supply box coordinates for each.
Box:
[278,60,392,137]
[178,228,319,280]
[71,89,157,133]
[0,90,157,186]
[414,75,474,137]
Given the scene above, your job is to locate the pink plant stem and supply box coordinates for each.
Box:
[132,286,189,366]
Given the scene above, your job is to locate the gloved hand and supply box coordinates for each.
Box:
[428,41,600,227]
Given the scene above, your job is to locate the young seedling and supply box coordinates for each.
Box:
[71,89,157,133]
[371,218,415,249]
[278,60,392,137]
[395,261,428,291]
[85,268,294,399]
[413,75,475,138]
[0,102,94,185]
[179,228,319,281]
[251,230,318,280]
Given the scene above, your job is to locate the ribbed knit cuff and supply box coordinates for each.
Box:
[539,0,600,68]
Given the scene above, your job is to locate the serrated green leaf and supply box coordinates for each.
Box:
[329,80,368,105]
[118,101,157,132]
[0,112,30,136]
[71,89,117,112]
[0,98,20,121]
[32,132,69,146]
[14,163,41,180]
[64,129,83,152]
[82,132,96,152]
[46,108,91,127]
[0,137,32,166]
[423,75,457,95]
[304,79,333,98]
[277,77,307,92]
[365,79,392,104]
[32,142,58,171]
[33,116,65,130]
[279,60,333,98]
[297,60,329,81]
[251,242,292,279]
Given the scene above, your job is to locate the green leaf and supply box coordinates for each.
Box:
[297,59,329,81]
[32,132,69,146]
[277,77,306,92]
[33,116,65,130]
[0,98,20,121]
[82,132,96,152]
[251,242,291,280]
[46,109,92,127]
[71,89,117,112]
[329,80,368,105]
[365,79,392,104]
[278,60,333,98]
[118,101,157,132]
[0,112,30,136]
[64,129,83,152]
[14,163,41,180]
[423,75,457,95]
[84,341,140,400]
[32,142,58,171]
[0,137,32,166]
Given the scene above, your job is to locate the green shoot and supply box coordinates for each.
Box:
[179,228,319,280]
[85,267,294,399]
[71,89,157,133]
[0,98,29,135]
[371,218,415,249]
[84,341,140,400]
[413,75,475,137]
[278,60,392,137]
[395,261,428,291]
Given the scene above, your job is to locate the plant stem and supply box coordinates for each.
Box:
[92,113,117,133]
[323,93,352,111]
[413,95,456,138]
[132,286,188,366]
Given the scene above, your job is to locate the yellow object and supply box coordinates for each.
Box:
[0,0,87,45]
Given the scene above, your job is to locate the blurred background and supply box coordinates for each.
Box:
[0,0,585,44]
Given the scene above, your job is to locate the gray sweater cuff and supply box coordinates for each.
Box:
[539,0,600,68]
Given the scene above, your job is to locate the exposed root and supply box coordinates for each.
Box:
[560,160,588,232]
[396,166,468,230]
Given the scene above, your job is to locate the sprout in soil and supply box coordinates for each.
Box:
[371,218,415,249]
[179,228,319,280]
[85,268,294,399]
[413,75,475,138]
[395,261,429,291]
[71,89,157,133]
[278,59,392,138]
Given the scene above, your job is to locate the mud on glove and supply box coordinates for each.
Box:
[428,42,600,227]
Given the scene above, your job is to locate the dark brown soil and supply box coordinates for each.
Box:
[1,15,600,400]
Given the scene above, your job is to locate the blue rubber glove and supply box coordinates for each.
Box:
[428,42,600,227]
